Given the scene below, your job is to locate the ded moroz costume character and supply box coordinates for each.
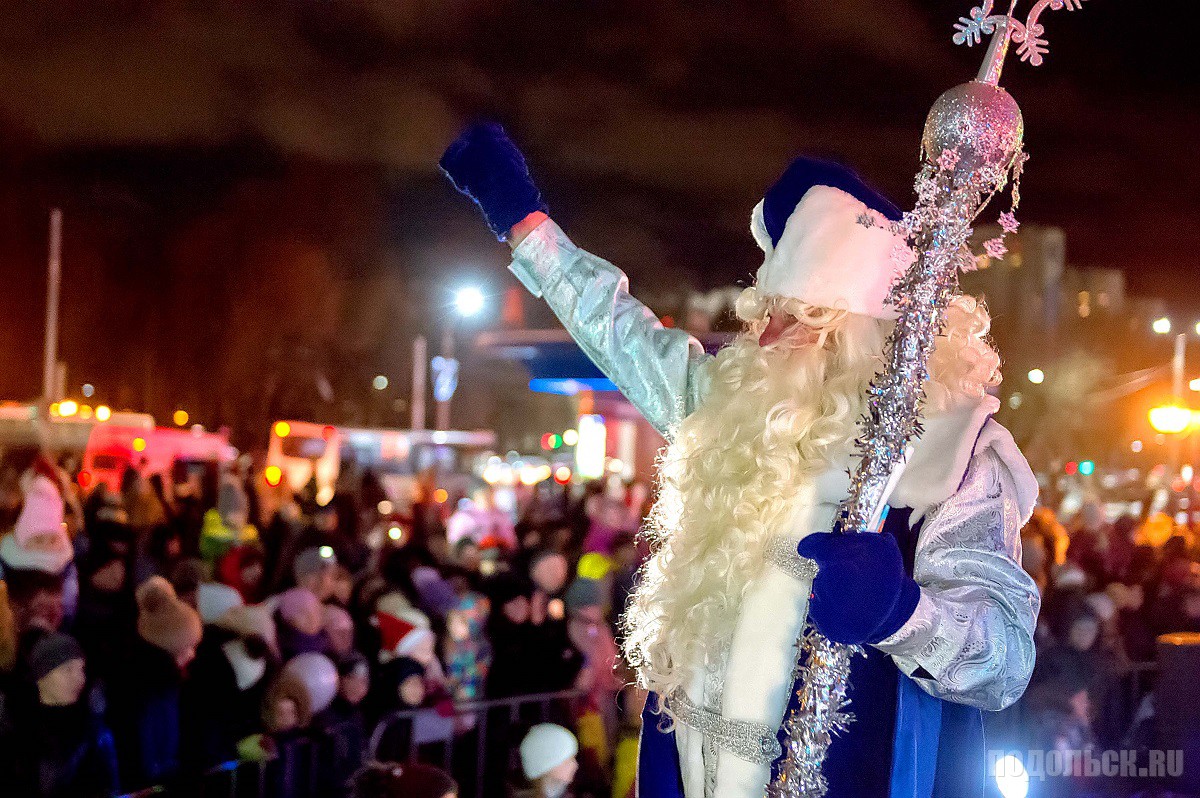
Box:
[439,5,1086,796]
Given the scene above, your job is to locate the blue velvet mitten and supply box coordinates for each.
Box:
[439,122,548,241]
[796,531,921,645]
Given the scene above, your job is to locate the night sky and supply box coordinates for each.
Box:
[0,1,1193,435]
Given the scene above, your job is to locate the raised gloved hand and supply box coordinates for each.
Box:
[439,122,548,241]
[796,531,921,645]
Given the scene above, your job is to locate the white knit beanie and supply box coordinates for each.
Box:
[520,723,578,781]
[0,474,72,574]
[198,581,245,624]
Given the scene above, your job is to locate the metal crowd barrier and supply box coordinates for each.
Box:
[368,689,585,798]
[118,689,584,798]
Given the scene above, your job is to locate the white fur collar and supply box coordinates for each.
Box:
[890,393,1000,519]
[811,393,1035,528]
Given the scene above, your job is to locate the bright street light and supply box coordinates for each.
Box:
[1190,378,1200,392]
[1149,405,1191,434]
[1027,368,1045,385]
[453,286,485,318]
[1153,317,1172,335]
[373,375,389,391]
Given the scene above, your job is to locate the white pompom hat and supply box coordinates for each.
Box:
[749,157,913,321]
[0,473,72,574]
[520,722,578,781]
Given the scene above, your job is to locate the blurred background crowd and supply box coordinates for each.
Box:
[0,442,1198,798]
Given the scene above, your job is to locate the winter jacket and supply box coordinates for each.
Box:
[1,689,120,798]
[106,637,186,789]
[181,629,269,770]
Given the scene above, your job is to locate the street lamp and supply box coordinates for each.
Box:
[1149,405,1191,434]
[1153,317,1172,335]
[434,285,489,430]
[1027,368,1045,385]
[453,286,485,318]
[373,375,389,391]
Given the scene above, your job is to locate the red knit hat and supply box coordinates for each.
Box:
[375,610,433,661]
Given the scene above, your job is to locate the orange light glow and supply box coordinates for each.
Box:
[1149,405,1191,434]
[173,410,189,426]
[264,465,282,487]
[132,437,147,452]
[433,488,449,503]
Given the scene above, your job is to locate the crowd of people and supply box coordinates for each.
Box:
[0,447,648,798]
[2,440,1199,798]
[1016,499,1200,767]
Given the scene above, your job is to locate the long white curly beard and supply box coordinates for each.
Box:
[621,316,886,703]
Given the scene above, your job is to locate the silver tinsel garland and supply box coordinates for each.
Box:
[767,2,1087,794]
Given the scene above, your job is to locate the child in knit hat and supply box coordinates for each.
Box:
[0,466,74,576]
[518,723,579,798]
[275,586,329,660]
[136,576,204,669]
[108,577,204,788]
[4,633,120,797]
[29,632,87,705]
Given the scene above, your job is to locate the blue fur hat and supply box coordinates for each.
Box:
[760,158,902,248]
[749,157,910,320]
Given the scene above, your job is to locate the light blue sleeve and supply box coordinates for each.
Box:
[873,447,1041,711]
[509,219,713,436]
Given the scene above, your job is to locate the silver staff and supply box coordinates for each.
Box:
[770,2,1087,795]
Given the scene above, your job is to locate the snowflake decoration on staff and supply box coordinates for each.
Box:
[954,0,1088,67]
[770,3,1089,797]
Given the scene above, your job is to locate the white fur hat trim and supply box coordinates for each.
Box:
[751,185,911,320]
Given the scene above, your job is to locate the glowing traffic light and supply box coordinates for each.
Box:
[264,466,283,487]
[1079,460,1095,476]
[541,433,563,450]
[1064,461,1078,475]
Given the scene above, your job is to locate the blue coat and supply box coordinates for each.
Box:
[637,509,988,798]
